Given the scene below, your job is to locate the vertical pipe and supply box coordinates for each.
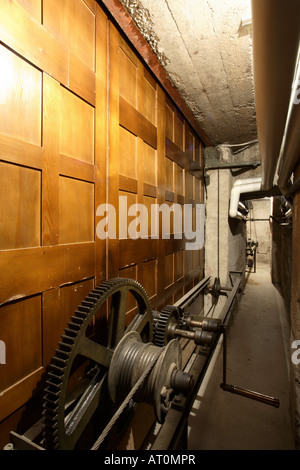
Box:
[217,169,220,279]
[251,0,300,190]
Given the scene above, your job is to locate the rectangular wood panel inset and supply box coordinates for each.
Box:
[60,86,95,164]
[174,112,184,150]
[119,126,137,180]
[165,102,174,141]
[0,295,42,393]
[18,0,42,22]
[141,70,157,126]
[0,44,42,146]
[142,142,157,187]
[142,195,157,239]
[142,258,157,304]
[43,0,95,71]
[164,253,174,289]
[118,264,138,322]
[118,190,137,240]
[0,162,41,250]
[119,44,138,108]
[43,278,95,365]
[175,250,184,281]
[59,176,94,244]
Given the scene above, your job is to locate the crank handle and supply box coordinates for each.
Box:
[220,383,280,408]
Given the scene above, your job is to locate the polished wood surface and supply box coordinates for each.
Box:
[0,1,99,438]
[0,0,205,447]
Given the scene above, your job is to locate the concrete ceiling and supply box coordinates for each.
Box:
[119,0,257,147]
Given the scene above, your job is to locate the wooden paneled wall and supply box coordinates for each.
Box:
[0,0,205,446]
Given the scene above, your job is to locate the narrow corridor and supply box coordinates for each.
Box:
[188,263,295,450]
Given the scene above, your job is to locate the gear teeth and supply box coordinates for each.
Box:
[55,348,70,357]
[45,380,61,392]
[82,300,95,308]
[52,355,67,364]
[71,315,84,324]
[78,304,90,313]
[67,321,81,330]
[49,364,65,376]
[64,327,79,339]
[153,305,180,347]
[85,295,98,303]
[57,341,73,353]
[89,292,101,299]
[153,309,171,347]
[42,277,152,449]
[60,334,75,345]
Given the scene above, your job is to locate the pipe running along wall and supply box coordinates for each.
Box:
[229,178,262,220]
[230,2,300,220]
[276,46,300,193]
[251,0,300,192]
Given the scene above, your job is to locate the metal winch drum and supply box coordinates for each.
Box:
[42,278,198,450]
[4,272,280,451]
[108,331,194,423]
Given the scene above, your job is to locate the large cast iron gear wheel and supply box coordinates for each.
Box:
[153,305,181,347]
[42,278,153,450]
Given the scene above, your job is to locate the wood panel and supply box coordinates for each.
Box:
[0,243,95,306]
[0,162,41,250]
[0,44,42,146]
[0,0,95,105]
[107,22,206,316]
[119,43,138,107]
[43,0,95,71]
[141,70,157,126]
[95,4,108,283]
[42,73,60,246]
[0,296,42,393]
[59,177,94,244]
[0,133,43,170]
[0,0,102,431]
[119,125,137,179]
[43,278,95,365]
[60,86,95,164]
[0,0,206,446]
[163,101,205,302]
[119,97,157,149]
[18,0,42,22]
[107,27,161,317]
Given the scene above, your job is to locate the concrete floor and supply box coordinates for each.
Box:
[188,263,295,450]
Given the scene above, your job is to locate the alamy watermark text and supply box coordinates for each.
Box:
[96,197,205,251]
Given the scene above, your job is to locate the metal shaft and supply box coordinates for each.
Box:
[220,383,280,408]
[174,328,214,346]
[221,327,280,408]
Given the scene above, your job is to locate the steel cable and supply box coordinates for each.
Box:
[91,347,164,450]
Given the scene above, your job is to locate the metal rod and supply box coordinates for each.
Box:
[174,329,195,340]
[153,275,243,450]
[205,161,260,170]
[221,315,280,408]
[221,384,280,408]
[173,276,211,310]
[222,327,227,387]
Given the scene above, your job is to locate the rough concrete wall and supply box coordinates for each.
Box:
[271,197,293,312]
[204,145,254,288]
[122,0,256,146]
[205,143,261,276]
[247,199,272,264]
[290,165,300,449]
[205,168,235,287]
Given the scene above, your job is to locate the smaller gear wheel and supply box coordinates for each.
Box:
[153,305,181,347]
